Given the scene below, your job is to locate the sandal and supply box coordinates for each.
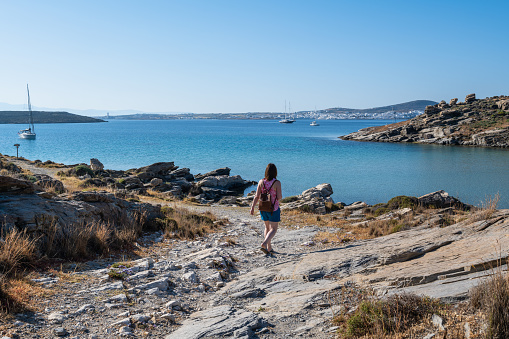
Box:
[260,247,270,255]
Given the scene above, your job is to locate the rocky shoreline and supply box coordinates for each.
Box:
[340,93,509,147]
[1,155,508,338]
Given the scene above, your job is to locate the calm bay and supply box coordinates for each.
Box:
[1,119,508,208]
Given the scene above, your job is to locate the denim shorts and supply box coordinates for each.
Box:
[260,208,281,222]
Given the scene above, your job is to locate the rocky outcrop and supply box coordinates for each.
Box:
[61,161,255,204]
[341,94,509,147]
[281,183,334,214]
[418,190,467,209]
[0,176,35,194]
[0,175,161,232]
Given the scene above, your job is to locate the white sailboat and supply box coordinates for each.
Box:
[279,101,296,124]
[18,85,36,139]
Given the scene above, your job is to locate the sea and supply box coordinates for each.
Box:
[1,119,508,208]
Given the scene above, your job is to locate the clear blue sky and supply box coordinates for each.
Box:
[1,0,508,114]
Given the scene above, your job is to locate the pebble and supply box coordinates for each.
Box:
[54,327,67,336]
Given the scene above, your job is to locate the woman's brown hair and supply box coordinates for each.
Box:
[264,163,277,181]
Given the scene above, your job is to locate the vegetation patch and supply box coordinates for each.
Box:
[387,196,418,210]
[157,206,222,240]
[73,165,95,177]
[280,195,300,203]
[334,293,444,338]
[108,262,134,280]
[470,270,509,338]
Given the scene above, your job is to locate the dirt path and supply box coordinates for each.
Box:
[7,157,62,178]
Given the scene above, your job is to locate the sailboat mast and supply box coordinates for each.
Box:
[27,84,34,131]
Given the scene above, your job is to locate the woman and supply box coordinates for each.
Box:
[250,163,282,254]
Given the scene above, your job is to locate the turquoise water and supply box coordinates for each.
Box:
[1,119,508,208]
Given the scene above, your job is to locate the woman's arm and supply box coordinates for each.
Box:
[275,180,282,201]
[250,180,263,215]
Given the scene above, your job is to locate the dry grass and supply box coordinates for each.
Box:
[36,211,146,260]
[469,268,509,338]
[328,285,488,339]
[0,228,38,276]
[476,193,500,221]
[158,205,222,240]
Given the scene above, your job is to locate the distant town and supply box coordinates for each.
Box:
[99,99,436,121]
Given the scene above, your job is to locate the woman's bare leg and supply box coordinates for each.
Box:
[261,221,270,249]
[262,222,278,252]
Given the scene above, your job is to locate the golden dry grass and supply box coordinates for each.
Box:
[0,228,38,276]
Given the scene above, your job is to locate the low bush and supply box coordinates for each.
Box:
[280,196,300,203]
[470,270,509,338]
[387,196,418,210]
[325,201,341,213]
[158,207,219,240]
[0,228,38,276]
[74,165,94,177]
[336,294,443,337]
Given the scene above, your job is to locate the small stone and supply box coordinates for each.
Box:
[54,327,67,336]
[216,281,225,288]
[300,241,315,246]
[165,300,181,309]
[48,311,67,324]
[112,317,131,327]
[160,313,176,322]
[131,314,151,323]
[432,314,445,331]
[182,271,198,283]
[118,326,133,334]
[145,287,162,296]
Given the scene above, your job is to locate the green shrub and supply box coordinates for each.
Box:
[299,205,312,213]
[342,294,443,337]
[389,223,405,234]
[387,196,418,210]
[374,207,391,217]
[325,201,341,213]
[74,165,94,177]
[280,196,299,203]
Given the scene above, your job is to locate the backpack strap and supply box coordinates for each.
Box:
[262,179,276,194]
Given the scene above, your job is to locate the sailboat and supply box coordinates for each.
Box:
[279,101,296,124]
[18,85,36,139]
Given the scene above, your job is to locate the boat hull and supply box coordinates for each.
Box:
[19,133,36,139]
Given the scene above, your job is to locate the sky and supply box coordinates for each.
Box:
[0,0,508,115]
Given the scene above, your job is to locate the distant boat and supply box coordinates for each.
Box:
[310,120,319,126]
[279,101,296,124]
[18,84,36,139]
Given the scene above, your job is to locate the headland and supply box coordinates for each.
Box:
[341,94,509,147]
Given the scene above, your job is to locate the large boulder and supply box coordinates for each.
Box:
[0,176,35,194]
[0,188,162,232]
[465,93,476,103]
[34,175,65,194]
[90,158,104,171]
[135,162,177,175]
[194,168,231,181]
[418,190,466,209]
[497,99,509,111]
[281,183,334,215]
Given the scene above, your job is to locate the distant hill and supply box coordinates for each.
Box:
[0,111,105,124]
[322,100,438,113]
